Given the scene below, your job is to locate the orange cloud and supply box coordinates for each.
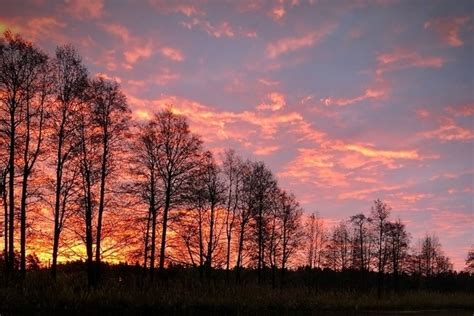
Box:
[160,47,185,62]
[424,16,470,47]
[257,92,286,111]
[267,25,335,58]
[321,87,386,106]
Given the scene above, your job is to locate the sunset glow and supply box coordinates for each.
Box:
[1,0,473,271]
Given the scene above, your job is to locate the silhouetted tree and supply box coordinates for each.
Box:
[249,161,278,283]
[49,44,88,280]
[87,77,130,283]
[305,212,327,269]
[154,109,202,273]
[221,149,244,274]
[465,246,474,274]
[370,199,391,297]
[386,219,409,290]
[278,190,303,285]
[325,221,351,271]
[132,119,162,279]
[0,31,48,277]
[350,213,372,271]
[412,234,452,276]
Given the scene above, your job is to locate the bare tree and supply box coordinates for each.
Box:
[325,221,351,271]
[385,219,409,290]
[350,213,372,272]
[249,161,277,283]
[0,31,48,276]
[153,109,202,273]
[201,151,225,272]
[278,190,303,285]
[221,149,243,273]
[131,120,162,279]
[49,44,88,280]
[87,77,130,282]
[370,199,391,297]
[465,246,474,274]
[235,159,253,281]
[306,212,327,269]
[412,234,452,276]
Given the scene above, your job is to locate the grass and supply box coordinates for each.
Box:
[0,269,473,314]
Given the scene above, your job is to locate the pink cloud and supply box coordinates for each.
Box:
[154,68,180,85]
[254,145,280,156]
[181,18,235,38]
[160,47,185,62]
[424,16,470,47]
[421,118,474,142]
[376,49,445,74]
[321,87,386,106]
[101,23,132,43]
[267,24,336,58]
[124,43,153,65]
[65,0,104,19]
[257,92,286,111]
[446,103,474,117]
[149,1,205,17]
[268,3,286,21]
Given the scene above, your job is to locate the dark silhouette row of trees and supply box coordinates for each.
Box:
[0,31,470,291]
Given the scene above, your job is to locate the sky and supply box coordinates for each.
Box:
[1,0,473,270]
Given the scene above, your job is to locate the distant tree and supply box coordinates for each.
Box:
[350,213,372,271]
[325,221,351,271]
[26,252,40,270]
[465,246,474,274]
[305,212,327,269]
[412,234,453,276]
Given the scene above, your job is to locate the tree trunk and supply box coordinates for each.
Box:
[8,110,15,274]
[158,182,171,273]
[95,136,108,284]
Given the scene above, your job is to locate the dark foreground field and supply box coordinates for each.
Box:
[0,264,473,315]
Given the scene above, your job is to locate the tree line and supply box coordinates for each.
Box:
[0,32,468,290]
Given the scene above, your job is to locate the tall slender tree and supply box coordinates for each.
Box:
[154,109,202,273]
[87,77,129,283]
[49,45,88,280]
